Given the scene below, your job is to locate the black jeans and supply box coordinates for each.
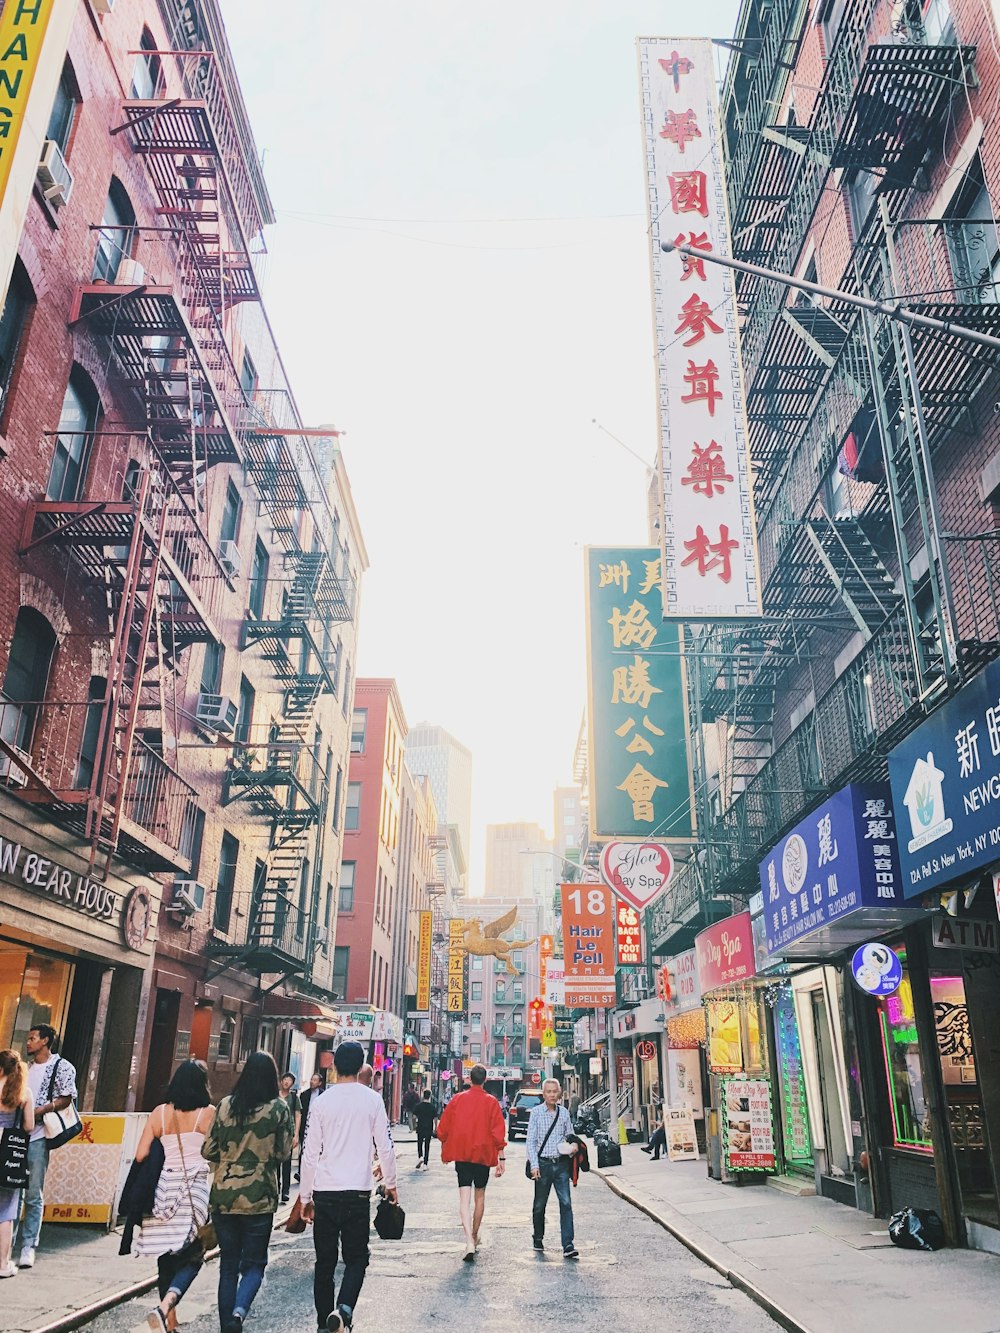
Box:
[648,1127,666,1159]
[313,1190,371,1324]
[416,1129,432,1164]
[281,1155,293,1197]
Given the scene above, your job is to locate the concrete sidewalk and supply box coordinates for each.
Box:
[596,1145,1000,1333]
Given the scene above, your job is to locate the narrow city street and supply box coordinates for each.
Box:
[81,1139,777,1333]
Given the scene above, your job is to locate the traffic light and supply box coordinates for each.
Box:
[403,1042,416,1058]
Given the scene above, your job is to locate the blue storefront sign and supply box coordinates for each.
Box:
[889,658,1000,896]
[850,943,903,996]
[759,783,905,957]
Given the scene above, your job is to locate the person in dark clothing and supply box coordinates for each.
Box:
[413,1091,436,1168]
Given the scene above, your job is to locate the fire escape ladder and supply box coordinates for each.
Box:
[804,512,901,638]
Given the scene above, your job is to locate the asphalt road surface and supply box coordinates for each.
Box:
[85,1138,779,1332]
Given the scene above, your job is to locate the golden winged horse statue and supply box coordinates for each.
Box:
[460,906,536,977]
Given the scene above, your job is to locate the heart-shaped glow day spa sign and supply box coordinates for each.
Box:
[599,842,675,913]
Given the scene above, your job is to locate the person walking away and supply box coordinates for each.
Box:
[278,1073,301,1202]
[413,1091,436,1169]
[300,1041,398,1333]
[131,1060,214,1331]
[201,1052,293,1333]
[435,1064,506,1261]
[0,1050,34,1278]
[16,1025,76,1268]
[402,1084,420,1132]
[527,1079,578,1258]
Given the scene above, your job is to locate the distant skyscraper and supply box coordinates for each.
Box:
[485,822,555,927]
[552,786,583,868]
[405,723,473,881]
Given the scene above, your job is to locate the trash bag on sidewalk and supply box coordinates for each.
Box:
[888,1207,945,1251]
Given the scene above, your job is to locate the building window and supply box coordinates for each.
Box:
[323,881,334,932]
[296,857,309,939]
[495,981,505,1000]
[338,861,355,913]
[200,640,223,696]
[220,481,242,546]
[332,764,343,829]
[92,179,136,284]
[345,781,361,831]
[471,956,483,971]
[512,1012,523,1030]
[217,1014,236,1062]
[494,1043,505,1064]
[0,261,33,422]
[130,28,161,100]
[1,607,56,757]
[513,952,524,970]
[470,1043,482,1060]
[512,982,523,1002]
[74,675,107,788]
[214,832,238,932]
[342,661,352,716]
[235,676,254,747]
[248,540,268,619]
[46,63,78,155]
[47,368,99,501]
[180,805,205,877]
[350,708,367,754]
[238,1017,258,1065]
[333,945,349,1000]
[471,1012,482,1031]
[471,982,482,1001]
[240,349,258,398]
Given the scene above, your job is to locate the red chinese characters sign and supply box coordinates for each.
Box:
[616,902,644,967]
[639,38,761,618]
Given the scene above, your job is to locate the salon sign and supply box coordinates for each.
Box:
[695,910,755,991]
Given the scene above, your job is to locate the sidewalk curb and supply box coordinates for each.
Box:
[595,1167,809,1333]
[29,1205,294,1333]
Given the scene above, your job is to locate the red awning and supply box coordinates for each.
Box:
[261,995,338,1023]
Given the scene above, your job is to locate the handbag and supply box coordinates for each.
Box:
[525,1109,561,1179]
[0,1104,29,1189]
[174,1112,217,1253]
[41,1058,82,1150]
[284,1195,308,1233]
[374,1197,405,1240]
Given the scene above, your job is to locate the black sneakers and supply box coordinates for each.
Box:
[533,1237,544,1251]
[563,1246,580,1259]
[326,1307,353,1332]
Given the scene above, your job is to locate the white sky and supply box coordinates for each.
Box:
[223,2,740,889]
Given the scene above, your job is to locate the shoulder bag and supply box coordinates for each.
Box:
[0,1103,29,1189]
[525,1109,560,1179]
[42,1057,82,1150]
[174,1110,217,1254]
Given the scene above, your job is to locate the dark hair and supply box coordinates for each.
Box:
[334,1041,364,1076]
[280,1071,295,1083]
[166,1059,211,1112]
[29,1024,57,1049]
[469,1064,487,1086]
[229,1051,279,1121]
[422,1090,431,1100]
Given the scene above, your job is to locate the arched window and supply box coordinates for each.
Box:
[92,179,136,284]
[1,607,57,757]
[75,676,107,789]
[130,28,161,101]
[0,259,34,421]
[47,367,100,501]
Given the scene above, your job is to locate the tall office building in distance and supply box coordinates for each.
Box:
[405,723,473,892]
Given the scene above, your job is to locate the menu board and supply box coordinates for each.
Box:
[665,1107,699,1162]
[722,1078,775,1171]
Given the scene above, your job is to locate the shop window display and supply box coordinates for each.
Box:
[0,942,74,1050]
[876,955,933,1153]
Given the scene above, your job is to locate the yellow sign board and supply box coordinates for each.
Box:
[42,1113,127,1226]
[416,909,432,1011]
[0,0,56,211]
[542,1027,556,1050]
[448,918,466,1015]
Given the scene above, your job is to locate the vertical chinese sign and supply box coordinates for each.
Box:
[448,919,466,1014]
[416,910,433,1012]
[638,38,761,618]
[616,902,644,966]
[585,546,695,841]
[561,882,616,1008]
[539,933,554,998]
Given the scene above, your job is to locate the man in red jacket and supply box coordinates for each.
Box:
[435,1064,507,1262]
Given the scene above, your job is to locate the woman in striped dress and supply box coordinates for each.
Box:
[132,1060,215,1332]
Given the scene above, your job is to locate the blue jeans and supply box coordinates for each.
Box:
[214,1212,273,1325]
[158,1248,202,1302]
[532,1158,574,1250]
[14,1138,48,1253]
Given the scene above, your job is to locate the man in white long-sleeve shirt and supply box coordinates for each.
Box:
[301,1041,399,1333]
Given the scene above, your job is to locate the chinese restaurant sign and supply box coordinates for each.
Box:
[585,547,695,841]
[447,919,466,1014]
[416,910,432,1012]
[561,882,616,1008]
[759,783,903,954]
[889,659,1000,894]
[638,38,761,618]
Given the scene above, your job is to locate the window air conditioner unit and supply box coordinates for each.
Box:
[218,540,241,578]
[37,139,74,206]
[0,746,31,788]
[116,258,146,287]
[196,692,238,733]
[172,880,206,915]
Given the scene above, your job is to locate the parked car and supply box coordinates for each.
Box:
[507,1090,543,1140]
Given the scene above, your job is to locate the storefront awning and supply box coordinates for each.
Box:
[262,995,339,1037]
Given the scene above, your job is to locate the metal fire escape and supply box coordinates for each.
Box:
[656,0,1000,945]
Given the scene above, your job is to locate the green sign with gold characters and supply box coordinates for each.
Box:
[585,547,695,842]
